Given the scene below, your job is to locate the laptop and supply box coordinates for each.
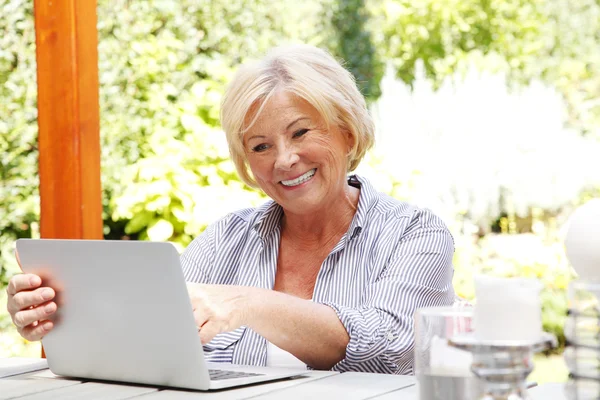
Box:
[15,239,307,390]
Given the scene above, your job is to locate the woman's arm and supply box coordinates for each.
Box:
[246,290,350,369]
[187,284,349,369]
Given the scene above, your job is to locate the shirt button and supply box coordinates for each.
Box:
[386,331,396,341]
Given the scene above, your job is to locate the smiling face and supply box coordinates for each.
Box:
[243,91,353,215]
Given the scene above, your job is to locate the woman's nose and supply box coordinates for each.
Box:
[274,145,300,171]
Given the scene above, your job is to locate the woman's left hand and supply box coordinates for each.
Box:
[186,283,256,344]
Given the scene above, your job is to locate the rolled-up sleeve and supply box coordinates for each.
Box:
[323,212,455,374]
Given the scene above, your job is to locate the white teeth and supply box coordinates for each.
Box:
[281,169,316,187]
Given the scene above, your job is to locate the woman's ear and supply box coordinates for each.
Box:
[343,128,355,155]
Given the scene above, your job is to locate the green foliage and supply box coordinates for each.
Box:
[110,127,265,249]
[96,0,323,243]
[370,0,547,86]
[0,0,37,343]
[328,0,384,101]
[96,0,321,205]
[370,0,600,137]
[0,0,38,286]
[537,0,600,138]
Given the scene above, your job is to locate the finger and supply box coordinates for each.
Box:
[8,287,55,314]
[12,301,57,329]
[19,320,54,342]
[6,274,42,296]
[193,309,209,330]
[199,321,220,345]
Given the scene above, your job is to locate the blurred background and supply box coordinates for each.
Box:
[1,0,599,382]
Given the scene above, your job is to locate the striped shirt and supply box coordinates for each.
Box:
[181,174,455,374]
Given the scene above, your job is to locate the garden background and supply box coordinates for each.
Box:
[2,0,600,382]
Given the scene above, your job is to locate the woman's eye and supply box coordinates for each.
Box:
[252,144,269,152]
[293,129,309,138]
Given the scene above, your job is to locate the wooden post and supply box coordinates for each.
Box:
[33,0,103,356]
[34,0,103,239]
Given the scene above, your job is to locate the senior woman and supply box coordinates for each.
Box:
[6,44,455,374]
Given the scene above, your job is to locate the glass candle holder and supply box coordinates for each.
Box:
[414,306,482,400]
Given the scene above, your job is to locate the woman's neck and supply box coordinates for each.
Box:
[280,184,360,250]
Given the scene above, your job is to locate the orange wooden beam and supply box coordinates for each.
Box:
[34,0,103,240]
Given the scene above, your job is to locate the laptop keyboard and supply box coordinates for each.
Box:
[208,369,265,381]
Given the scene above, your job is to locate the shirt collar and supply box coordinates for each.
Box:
[252,200,284,241]
[252,174,379,242]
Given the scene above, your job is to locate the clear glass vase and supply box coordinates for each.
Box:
[414,306,482,400]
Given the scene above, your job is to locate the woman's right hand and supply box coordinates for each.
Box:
[6,274,57,341]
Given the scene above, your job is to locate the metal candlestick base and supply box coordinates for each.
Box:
[449,333,557,400]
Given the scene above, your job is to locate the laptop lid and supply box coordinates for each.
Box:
[16,239,213,390]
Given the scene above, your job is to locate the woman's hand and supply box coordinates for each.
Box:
[6,274,57,341]
[186,283,255,344]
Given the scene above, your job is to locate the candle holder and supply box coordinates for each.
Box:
[564,280,600,400]
[448,332,557,400]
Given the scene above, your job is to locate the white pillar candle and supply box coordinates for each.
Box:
[474,275,543,342]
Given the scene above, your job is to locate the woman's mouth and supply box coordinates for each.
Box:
[280,169,317,187]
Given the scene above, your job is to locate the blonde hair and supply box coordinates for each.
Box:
[220,44,375,188]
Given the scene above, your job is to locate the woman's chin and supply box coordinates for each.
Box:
[278,194,329,215]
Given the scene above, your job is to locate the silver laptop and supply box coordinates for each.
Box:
[16,239,306,390]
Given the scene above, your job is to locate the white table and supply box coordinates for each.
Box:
[0,366,566,400]
[0,369,417,400]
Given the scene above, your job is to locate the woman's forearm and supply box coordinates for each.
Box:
[243,288,350,370]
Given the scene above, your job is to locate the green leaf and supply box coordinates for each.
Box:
[124,212,154,235]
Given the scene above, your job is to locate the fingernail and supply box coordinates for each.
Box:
[45,304,54,313]
[42,289,53,300]
[29,276,40,287]
[42,322,52,332]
